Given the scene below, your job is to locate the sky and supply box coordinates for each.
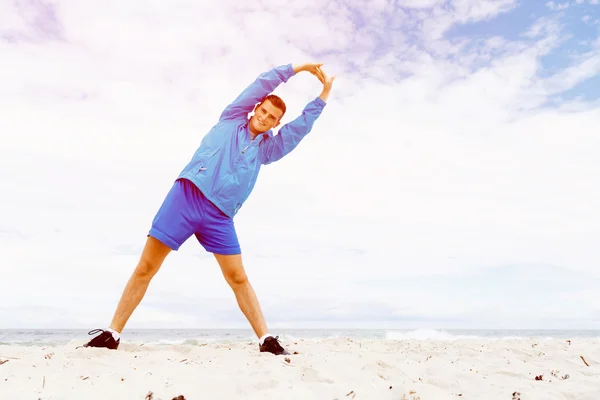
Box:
[0,0,599,331]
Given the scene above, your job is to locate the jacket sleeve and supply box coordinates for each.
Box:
[259,97,326,165]
[219,64,296,121]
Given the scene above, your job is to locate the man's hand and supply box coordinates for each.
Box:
[317,67,335,103]
[319,67,335,90]
[292,62,335,102]
[293,62,325,82]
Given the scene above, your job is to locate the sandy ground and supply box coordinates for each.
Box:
[0,337,598,399]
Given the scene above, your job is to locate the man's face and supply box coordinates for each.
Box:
[249,100,284,134]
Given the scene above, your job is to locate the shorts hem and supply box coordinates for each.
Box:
[148,228,181,251]
[203,245,242,255]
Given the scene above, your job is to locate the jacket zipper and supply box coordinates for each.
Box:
[242,135,261,154]
[212,135,261,210]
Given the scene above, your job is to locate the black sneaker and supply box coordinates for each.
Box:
[259,336,290,355]
[82,329,120,350]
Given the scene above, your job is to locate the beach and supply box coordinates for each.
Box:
[0,336,598,399]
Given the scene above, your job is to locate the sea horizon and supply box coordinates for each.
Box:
[2,328,599,347]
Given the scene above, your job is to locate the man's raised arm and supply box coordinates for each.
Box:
[219,64,296,122]
[259,66,335,165]
[258,97,326,165]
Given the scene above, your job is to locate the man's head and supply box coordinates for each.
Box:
[249,94,286,134]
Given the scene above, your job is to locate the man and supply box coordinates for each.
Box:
[82,62,335,355]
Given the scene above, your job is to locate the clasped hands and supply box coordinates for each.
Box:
[293,63,335,90]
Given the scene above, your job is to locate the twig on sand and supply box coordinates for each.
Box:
[0,360,8,365]
[145,390,186,400]
[580,356,590,367]
[42,376,45,389]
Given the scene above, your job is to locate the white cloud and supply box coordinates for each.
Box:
[397,0,446,8]
[419,0,519,40]
[546,1,570,10]
[0,0,599,330]
[539,50,600,95]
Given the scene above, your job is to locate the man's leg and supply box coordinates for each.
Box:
[84,179,197,349]
[213,253,289,355]
[213,253,268,339]
[191,185,289,354]
[109,235,172,332]
[110,180,199,332]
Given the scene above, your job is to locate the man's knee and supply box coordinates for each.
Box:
[133,258,160,281]
[225,269,248,287]
[215,254,249,287]
[132,236,170,281]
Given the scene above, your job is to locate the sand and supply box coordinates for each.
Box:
[0,337,598,399]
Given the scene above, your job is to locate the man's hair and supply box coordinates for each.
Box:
[259,94,286,119]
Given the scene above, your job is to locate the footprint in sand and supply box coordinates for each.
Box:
[301,367,334,384]
[361,360,392,381]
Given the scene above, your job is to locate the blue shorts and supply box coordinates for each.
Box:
[148,178,241,254]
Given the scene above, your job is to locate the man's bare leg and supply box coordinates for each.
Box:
[213,253,268,339]
[109,235,172,332]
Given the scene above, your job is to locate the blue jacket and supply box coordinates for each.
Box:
[177,63,327,218]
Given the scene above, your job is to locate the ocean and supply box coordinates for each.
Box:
[1,329,599,347]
